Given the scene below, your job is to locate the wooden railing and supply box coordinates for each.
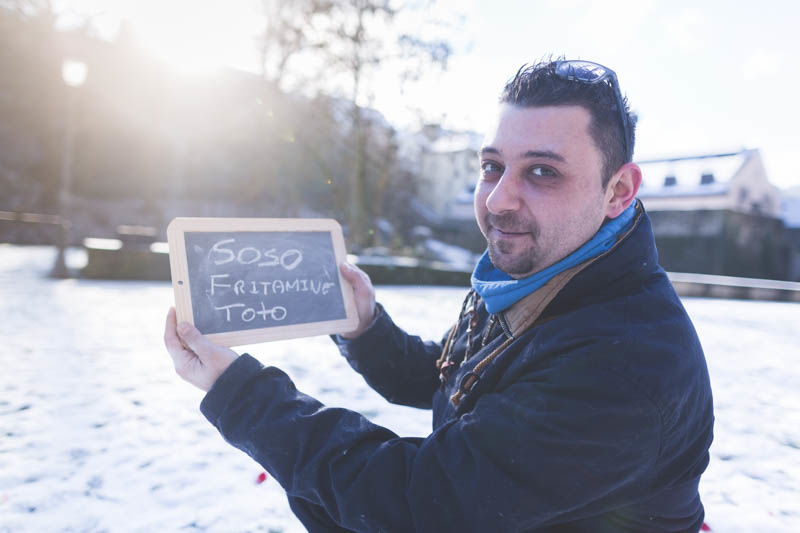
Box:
[0,210,63,225]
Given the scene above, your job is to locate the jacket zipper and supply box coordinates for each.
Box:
[498,313,514,340]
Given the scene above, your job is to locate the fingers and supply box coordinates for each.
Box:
[164,307,188,356]
[165,307,197,382]
[339,261,370,290]
[176,320,211,357]
[165,307,237,392]
[338,262,377,339]
[340,262,374,302]
[340,262,375,302]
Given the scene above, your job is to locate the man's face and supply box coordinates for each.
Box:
[474,104,611,278]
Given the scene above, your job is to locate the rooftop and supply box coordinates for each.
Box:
[428,131,483,154]
[637,150,751,198]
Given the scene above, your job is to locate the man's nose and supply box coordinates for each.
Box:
[485,173,521,214]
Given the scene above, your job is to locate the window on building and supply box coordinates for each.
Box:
[739,188,749,206]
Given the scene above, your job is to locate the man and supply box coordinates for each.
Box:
[165,59,714,532]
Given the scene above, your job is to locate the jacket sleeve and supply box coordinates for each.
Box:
[200,346,663,533]
[331,303,446,409]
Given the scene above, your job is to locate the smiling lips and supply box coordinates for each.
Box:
[490,227,530,239]
[484,213,538,241]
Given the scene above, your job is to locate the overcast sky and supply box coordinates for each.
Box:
[56,0,800,189]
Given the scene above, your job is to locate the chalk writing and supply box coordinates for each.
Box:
[183,230,347,335]
[208,275,335,297]
[210,239,303,270]
[214,302,288,323]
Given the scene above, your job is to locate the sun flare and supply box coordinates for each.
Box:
[122,0,260,73]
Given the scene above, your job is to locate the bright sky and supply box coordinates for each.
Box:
[55,0,800,189]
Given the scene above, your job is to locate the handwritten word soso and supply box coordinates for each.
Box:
[210,239,303,270]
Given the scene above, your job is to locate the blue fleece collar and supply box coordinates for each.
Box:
[471,204,637,314]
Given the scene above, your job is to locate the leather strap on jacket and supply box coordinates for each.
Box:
[448,262,587,406]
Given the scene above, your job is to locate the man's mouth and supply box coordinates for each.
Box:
[490,227,530,238]
[484,213,538,241]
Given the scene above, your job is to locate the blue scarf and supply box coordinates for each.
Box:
[471,204,637,314]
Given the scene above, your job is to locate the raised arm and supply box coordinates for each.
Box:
[335,262,445,409]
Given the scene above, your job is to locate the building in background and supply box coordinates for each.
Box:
[638,149,791,280]
[413,125,482,221]
[398,126,486,254]
[638,150,780,216]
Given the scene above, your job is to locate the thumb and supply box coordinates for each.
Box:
[339,261,358,281]
[177,322,213,357]
[340,262,367,289]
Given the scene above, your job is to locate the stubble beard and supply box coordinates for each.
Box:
[484,212,541,277]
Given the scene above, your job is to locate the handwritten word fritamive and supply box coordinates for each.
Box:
[210,276,336,297]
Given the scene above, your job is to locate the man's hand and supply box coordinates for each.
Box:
[338,262,377,339]
[164,307,239,392]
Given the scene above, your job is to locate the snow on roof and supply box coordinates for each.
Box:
[397,128,483,162]
[637,150,750,198]
[428,132,483,154]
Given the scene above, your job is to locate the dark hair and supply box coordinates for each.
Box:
[500,59,637,188]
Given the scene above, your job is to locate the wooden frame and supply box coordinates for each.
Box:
[167,217,359,347]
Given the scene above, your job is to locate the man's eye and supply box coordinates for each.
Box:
[530,166,556,178]
[480,162,503,177]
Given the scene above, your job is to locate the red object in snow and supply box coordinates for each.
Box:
[256,472,268,484]
[700,523,711,531]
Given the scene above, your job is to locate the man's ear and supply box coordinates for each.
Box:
[604,162,642,218]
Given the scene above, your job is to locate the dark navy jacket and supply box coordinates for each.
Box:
[200,207,714,532]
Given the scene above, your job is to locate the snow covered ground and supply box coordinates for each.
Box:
[1,245,798,532]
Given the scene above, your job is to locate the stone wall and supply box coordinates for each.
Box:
[648,209,792,280]
[787,228,800,281]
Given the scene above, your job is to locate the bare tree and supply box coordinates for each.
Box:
[256,0,332,88]
[255,0,451,249]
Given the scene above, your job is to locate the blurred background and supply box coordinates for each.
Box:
[1,1,799,532]
[1,0,799,280]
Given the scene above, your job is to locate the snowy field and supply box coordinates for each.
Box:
[1,244,798,532]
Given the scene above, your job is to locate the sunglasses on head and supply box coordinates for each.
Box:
[553,60,632,163]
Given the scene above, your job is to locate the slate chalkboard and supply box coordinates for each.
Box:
[167,218,358,346]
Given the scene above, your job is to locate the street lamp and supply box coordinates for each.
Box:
[62,60,88,87]
[51,59,87,278]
